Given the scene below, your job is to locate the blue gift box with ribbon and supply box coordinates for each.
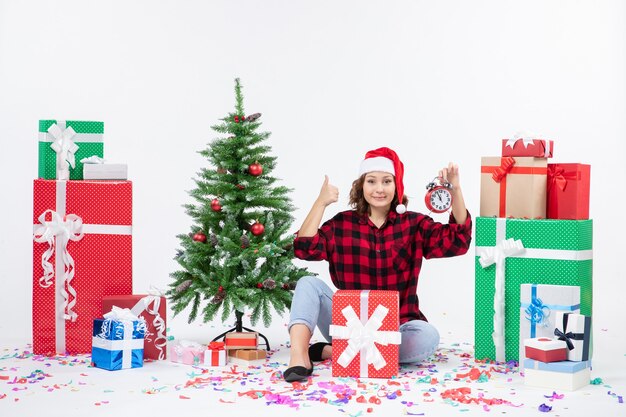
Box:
[91,307,146,371]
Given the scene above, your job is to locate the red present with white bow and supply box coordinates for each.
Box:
[501,134,554,158]
[329,290,401,378]
[102,293,167,360]
[524,337,568,363]
[32,179,132,354]
[204,341,227,366]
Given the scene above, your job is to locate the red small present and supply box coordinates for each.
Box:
[524,337,568,363]
[102,294,167,360]
[32,179,132,354]
[329,290,401,378]
[547,163,591,220]
[502,137,554,158]
[224,332,258,349]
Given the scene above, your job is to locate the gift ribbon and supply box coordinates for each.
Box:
[47,121,79,180]
[520,284,580,338]
[547,165,582,217]
[329,291,401,376]
[478,237,525,362]
[475,218,592,361]
[553,313,589,360]
[481,159,548,217]
[208,341,225,350]
[504,134,551,157]
[33,209,84,324]
[32,181,133,354]
[504,133,536,149]
[130,294,167,360]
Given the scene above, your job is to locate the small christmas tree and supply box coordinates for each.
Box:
[168,78,310,332]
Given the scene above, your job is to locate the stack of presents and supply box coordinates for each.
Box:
[31,119,262,371]
[475,135,592,390]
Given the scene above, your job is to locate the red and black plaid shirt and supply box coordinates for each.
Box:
[293,210,472,324]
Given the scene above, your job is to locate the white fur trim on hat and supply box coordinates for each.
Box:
[358,156,395,176]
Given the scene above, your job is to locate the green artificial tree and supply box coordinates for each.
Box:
[168,79,310,346]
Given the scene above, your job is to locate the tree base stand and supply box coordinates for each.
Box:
[211,310,270,350]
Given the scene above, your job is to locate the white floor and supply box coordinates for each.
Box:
[1,321,624,417]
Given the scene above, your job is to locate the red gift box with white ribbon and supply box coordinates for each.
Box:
[501,137,554,158]
[102,294,167,360]
[329,290,401,378]
[32,179,132,354]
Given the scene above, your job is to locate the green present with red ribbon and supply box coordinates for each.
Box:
[547,163,591,220]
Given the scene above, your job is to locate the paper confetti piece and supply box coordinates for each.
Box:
[538,403,552,412]
[590,378,603,385]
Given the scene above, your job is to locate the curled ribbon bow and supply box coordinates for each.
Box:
[48,122,79,180]
[524,296,550,328]
[491,157,516,183]
[33,209,84,321]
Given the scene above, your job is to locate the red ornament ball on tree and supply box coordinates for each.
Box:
[257,283,263,288]
[250,221,265,236]
[234,115,240,123]
[218,286,223,292]
[193,232,207,243]
[248,161,263,177]
[211,198,222,211]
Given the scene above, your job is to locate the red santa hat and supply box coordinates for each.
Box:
[358,147,406,214]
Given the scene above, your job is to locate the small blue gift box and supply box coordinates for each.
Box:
[92,317,145,370]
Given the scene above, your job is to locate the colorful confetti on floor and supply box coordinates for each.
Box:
[1,339,624,417]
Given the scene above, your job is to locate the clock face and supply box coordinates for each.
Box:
[428,187,452,213]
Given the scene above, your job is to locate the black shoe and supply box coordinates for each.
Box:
[308,342,332,362]
[283,365,314,382]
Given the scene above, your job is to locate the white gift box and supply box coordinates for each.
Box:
[519,284,580,370]
[523,359,590,391]
[83,163,128,180]
[554,312,591,361]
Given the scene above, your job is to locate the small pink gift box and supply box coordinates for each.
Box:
[169,340,204,366]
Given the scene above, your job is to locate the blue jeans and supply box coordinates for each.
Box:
[288,276,440,364]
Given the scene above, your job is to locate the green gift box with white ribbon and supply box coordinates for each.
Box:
[38,120,104,180]
[474,217,592,363]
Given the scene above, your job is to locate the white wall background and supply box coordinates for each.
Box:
[0,1,624,348]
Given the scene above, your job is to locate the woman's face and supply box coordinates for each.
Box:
[362,171,396,211]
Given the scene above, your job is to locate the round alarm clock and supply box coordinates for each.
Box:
[425,177,453,213]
